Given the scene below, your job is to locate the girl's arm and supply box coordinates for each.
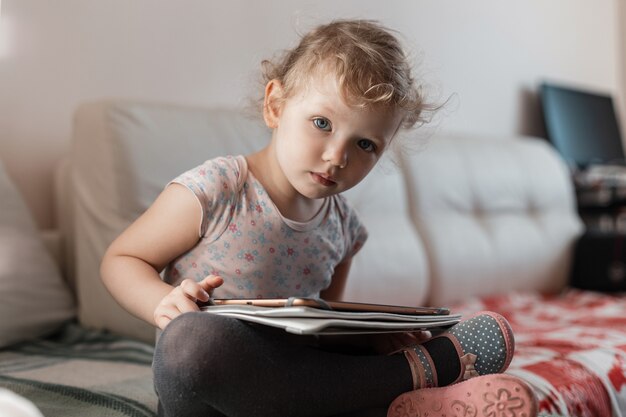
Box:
[100,183,221,329]
[320,257,353,301]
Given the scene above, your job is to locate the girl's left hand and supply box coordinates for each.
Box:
[153,275,224,330]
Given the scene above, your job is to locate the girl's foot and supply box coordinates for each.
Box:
[387,373,537,417]
[401,311,514,388]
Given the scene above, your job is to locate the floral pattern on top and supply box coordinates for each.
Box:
[163,155,368,299]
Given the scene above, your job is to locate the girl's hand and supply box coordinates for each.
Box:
[154,275,224,329]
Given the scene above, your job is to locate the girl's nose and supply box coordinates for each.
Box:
[322,143,348,169]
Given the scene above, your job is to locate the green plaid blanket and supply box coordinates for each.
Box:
[0,323,157,417]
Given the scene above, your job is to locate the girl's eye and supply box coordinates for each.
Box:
[313,117,331,131]
[357,139,376,153]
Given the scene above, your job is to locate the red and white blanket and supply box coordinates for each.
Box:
[452,289,626,417]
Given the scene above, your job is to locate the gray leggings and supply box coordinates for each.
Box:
[152,312,413,417]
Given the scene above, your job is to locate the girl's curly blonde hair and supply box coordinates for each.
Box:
[260,19,429,130]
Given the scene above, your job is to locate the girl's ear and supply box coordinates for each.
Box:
[263,79,284,129]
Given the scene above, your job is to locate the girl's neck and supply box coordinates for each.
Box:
[245,144,324,223]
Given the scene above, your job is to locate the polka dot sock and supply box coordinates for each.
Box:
[401,311,514,389]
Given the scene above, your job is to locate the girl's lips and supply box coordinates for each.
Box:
[311,172,337,187]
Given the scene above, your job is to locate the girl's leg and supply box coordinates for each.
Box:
[387,312,538,417]
[153,312,413,417]
[331,408,388,417]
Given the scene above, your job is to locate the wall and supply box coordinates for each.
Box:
[0,0,621,229]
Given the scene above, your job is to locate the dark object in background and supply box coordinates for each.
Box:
[540,82,625,169]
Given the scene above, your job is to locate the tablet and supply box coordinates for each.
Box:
[209,298,450,316]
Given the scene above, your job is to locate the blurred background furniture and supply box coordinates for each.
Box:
[541,82,626,293]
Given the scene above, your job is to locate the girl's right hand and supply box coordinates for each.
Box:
[154,275,224,329]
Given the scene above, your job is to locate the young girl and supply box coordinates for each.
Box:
[101,19,537,417]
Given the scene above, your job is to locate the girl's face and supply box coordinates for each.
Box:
[265,74,403,201]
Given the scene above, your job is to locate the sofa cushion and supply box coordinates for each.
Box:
[71,101,269,341]
[401,134,584,306]
[0,161,75,347]
[342,160,430,307]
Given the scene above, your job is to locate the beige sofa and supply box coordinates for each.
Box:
[65,100,582,343]
[3,99,625,417]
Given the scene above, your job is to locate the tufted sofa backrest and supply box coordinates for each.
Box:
[400,134,584,306]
